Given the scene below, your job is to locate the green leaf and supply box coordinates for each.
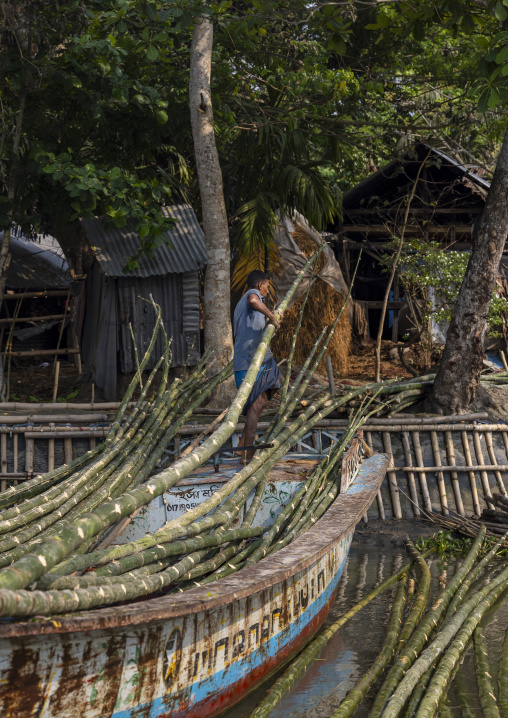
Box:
[488,86,501,108]
[495,1,507,21]
[146,45,159,61]
[155,110,168,124]
[495,44,508,64]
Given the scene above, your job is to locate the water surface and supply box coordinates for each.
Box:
[228,544,508,717]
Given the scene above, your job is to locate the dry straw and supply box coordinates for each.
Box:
[272,226,351,375]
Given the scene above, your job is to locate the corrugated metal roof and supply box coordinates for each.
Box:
[82,204,207,278]
[0,234,70,290]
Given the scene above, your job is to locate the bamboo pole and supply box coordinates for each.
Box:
[24,438,34,474]
[411,431,432,512]
[401,431,420,517]
[472,431,495,509]
[382,431,402,519]
[0,433,6,493]
[473,624,501,718]
[330,577,407,718]
[63,438,72,465]
[52,362,60,404]
[48,436,55,472]
[430,430,449,515]
[461,431,482,516]
[443,430,465,516]
[485,430,508,496]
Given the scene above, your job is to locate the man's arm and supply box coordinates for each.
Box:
[247,293,282,330]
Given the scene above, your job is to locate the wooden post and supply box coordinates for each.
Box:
[500,350,508,371]
[401,431,420,516]
[392,273,399,342]
[25,437,34,473]
[381,431,402,518]
[443,430,465,516]
[64,437,72,465]
[48,423,55,472]
[54,288,71,369]
[0,433,6,492]
[52,361,60,403]
[13,433,18,486]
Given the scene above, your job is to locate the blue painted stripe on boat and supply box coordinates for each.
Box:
[108,544,351,718]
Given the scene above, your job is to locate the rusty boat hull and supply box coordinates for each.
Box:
[0,449,388,718]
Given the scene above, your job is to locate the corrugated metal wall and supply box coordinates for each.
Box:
[117,272,200,372]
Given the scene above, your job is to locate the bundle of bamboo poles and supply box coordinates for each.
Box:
[250,526,508,718]
[0,248,494,619]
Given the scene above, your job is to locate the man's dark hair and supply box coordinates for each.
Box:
[247,270,269,288]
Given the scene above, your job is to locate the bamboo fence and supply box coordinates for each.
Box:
[0,408,505,519]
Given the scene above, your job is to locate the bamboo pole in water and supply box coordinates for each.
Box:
[473,624,501,718]
[369,528,486,718]
[330,576,408,718]
[381,565,508,718]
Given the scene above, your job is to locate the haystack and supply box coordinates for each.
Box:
[271,226,351,376]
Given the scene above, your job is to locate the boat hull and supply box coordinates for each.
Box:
[0,452,388,718]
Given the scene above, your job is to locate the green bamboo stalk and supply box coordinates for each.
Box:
[437,696,454,718]
[380,563,508,718]
[331,577,408,718]
[403,666,436,718]
[413,580,508,718]
[474,624,501,718]
[442,531,508,624]
[369,527,486,718]
[36,526,265,589]
[395,542,431,650]
[106,301,163,441]
[0,252,314,591]
[249,552,432,718]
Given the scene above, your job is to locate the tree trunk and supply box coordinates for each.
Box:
[425,124,508,414]
[189,13,235,405]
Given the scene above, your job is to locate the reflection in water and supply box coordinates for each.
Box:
[228,545,508,718]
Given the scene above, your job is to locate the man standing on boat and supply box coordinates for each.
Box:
[234,270,282,463]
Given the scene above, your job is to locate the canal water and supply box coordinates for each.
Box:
[228,544,508,718]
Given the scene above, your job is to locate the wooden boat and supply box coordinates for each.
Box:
[0,434,388,718]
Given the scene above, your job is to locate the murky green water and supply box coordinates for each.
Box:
[228,544,508,718]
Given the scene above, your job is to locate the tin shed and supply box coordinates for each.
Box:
[81,205,207,400]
